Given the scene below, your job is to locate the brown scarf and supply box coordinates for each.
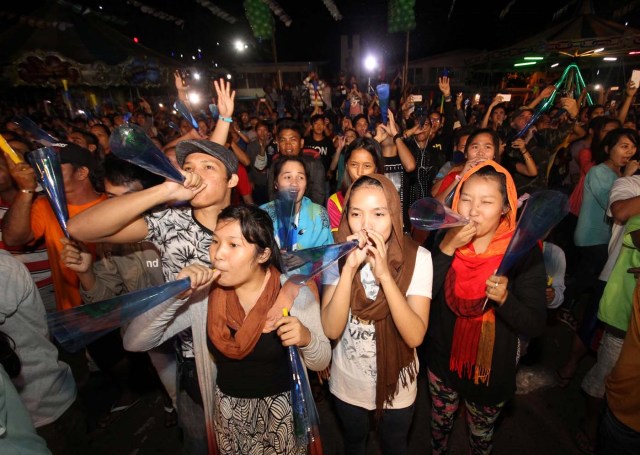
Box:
[335,173,420,410]
[208,267,300,359]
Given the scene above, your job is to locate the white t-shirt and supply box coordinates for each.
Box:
[323,247,432,410]
[599,176,640,281]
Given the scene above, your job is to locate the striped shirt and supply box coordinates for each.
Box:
[0,200,52,288]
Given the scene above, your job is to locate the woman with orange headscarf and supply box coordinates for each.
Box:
[426,161,546,454]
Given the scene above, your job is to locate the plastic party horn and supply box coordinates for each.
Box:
[0,133,23,163]
[282,240,359,284]
[377,83,390,124]
[174,100,199,130]
[25,147,70,237]
[409,197,469,231]
[274,189,299,252]
[13,116,58,145]
[497,190,568,275]
[282,308,323,454]
[109,124,185,183]
[47,278,191,353]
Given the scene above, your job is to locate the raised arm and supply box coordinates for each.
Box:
[67,172,204,243]
[618,80,638,125]
[209,79,236,146]
[525,85,555,110]
[481,95,503,129]
[2,158,38,246]
[388,109,416,172]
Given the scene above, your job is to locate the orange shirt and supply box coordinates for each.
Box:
[30,194,107,311]
[606,282,640,432]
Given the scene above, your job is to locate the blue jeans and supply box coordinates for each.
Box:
[333,396,415,455]
[599,405,640,455]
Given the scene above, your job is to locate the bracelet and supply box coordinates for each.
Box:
[445,96,452,102]
[393,133,404,142]
[19,189,35,194]
[219,116,233,123]
[454,174,462,181]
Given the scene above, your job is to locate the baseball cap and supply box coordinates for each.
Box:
[52,142,96,170]
[175,139,238,175]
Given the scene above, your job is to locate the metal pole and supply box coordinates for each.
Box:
[403,30,410,88]
[271,36,282,90]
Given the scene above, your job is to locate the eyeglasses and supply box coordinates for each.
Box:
[429,118,442,124]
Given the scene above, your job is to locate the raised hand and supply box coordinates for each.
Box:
[438,76,451,97]
[6,156,37,191]
[213,78,236,118]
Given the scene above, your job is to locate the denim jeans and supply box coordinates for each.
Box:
[599,405,640,455]
[333,396,415,455]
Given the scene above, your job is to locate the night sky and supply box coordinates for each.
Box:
[2,0,640,73]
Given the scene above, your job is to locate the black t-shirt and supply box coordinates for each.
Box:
[304,135,335,173]
[207,328,289,398]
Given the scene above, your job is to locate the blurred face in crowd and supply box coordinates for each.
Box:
[344,129,357,145]
[179,119,192,136]
[491,107,506,126]
[347,149,377,182]
[277,129,303,156]
[466,133,496,163]
[90,125,110,152]
[240,112,249,125]
[513,110,533,131]
[606,135,637,168]
[198,119,208,136]
[68,131,96,153]
[455,134,470,153]
[256,124,269,143]
[354,118,369,137]
[275,160,307,206]
[104,179,144,198]
[599,121,621,141]
[429,113,443,135]
[590,106,605,119]
[312,119,325,135]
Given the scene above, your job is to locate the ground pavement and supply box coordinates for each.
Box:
[60,316,592,455]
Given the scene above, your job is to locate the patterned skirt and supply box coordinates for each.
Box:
[214,386,307,455]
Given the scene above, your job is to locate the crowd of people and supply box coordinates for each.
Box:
[1,67,640,455]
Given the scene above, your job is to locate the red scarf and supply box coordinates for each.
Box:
[446,160,517,385]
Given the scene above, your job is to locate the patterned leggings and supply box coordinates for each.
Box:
[428,369,505,455]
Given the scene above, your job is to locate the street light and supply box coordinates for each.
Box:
[363,55,378,96]
[226,74,232,80]
[234,40,245,52]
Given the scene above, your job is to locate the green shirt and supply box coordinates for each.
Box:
[598,215,640,332]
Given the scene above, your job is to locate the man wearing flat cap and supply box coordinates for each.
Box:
[67,79,238,454]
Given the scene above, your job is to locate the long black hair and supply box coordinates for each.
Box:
[216,205,282,272]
